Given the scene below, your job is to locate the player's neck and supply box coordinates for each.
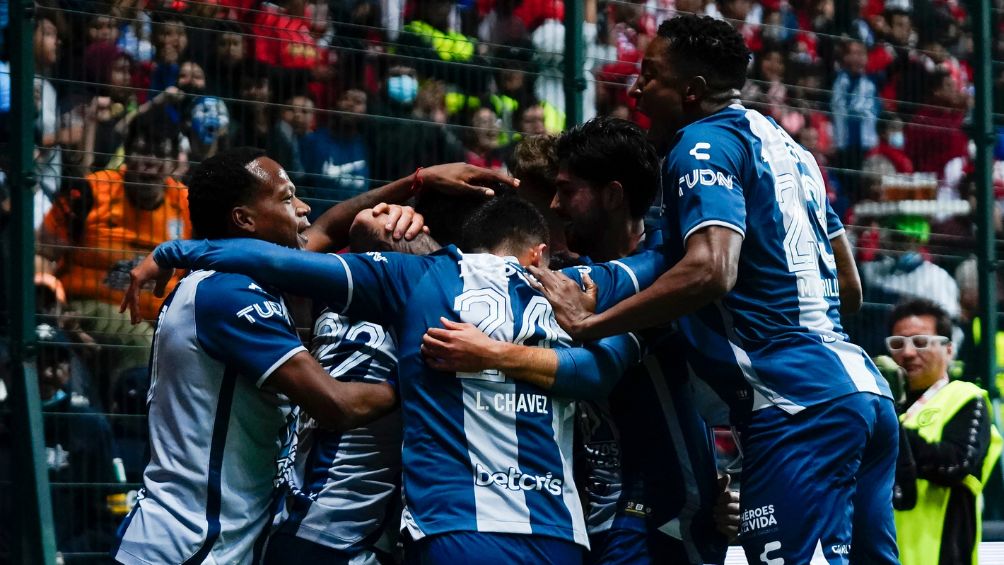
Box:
[590,218,645,262]
[698,90,741,118]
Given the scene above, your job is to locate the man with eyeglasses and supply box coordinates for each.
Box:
[886,298,1002,565]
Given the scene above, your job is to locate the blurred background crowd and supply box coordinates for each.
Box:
[0,0,1003,561]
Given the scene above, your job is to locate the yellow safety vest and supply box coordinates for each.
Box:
[403,20,475,62]
[895,380,1003,565]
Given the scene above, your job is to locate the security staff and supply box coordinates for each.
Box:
[888,298,1002,565]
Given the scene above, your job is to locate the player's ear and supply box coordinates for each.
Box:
[231,205,255,234]
[601,180,625,212]
[685,75,708,104]
[530,243,548,268]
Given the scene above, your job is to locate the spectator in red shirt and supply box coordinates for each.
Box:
[904,69,969,175]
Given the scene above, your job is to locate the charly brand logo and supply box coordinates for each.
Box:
[689,141,711,160]
[474,463,562,496]
[759,540,784,565]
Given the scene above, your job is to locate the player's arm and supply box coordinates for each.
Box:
[303,163,516,252]
[195,278,395,431]
[268,351,396,431]
[533,130,747,341]
[824,197,862,316]
[533,227,741,341]
[121,237,425,324]
[831,233,861,315]
[421,318,642,401]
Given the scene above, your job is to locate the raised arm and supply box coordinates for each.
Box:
[121,237,427,325]
[421,318,642,401]
[153,238,357,305]
[303,163,517,252]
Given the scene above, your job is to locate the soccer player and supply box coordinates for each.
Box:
[263,215,439,564]
[526,15,898,564]
[113,148,513,565]
[421,118,735,564]
[127,193,666,563]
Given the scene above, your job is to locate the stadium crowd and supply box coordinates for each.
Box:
[0,0,1003,562]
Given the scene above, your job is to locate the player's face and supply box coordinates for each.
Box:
[243,157,312,249]
[551,166,605,256]
[890,314,952,392]
[631,36,686,152]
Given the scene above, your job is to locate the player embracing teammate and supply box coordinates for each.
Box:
[114,13,896,565]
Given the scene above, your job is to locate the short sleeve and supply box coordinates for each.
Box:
[825,198,845,239]
[668,126,747,244]
[560,249,668,312]
[327,251,432,324]
[194,273,306,387]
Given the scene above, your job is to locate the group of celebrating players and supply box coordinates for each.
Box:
[112,15,900,565]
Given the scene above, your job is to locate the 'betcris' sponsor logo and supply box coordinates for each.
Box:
[678,169,735,194]
[475,463,563,496]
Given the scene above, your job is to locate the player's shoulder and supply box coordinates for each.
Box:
[671,107,753,164]
[189,271,282,310]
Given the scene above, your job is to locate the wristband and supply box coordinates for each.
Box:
[411,167,424,197]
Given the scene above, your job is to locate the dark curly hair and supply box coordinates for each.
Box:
[461,193,548,254]
[556,117,659,220]
[656,14,751,92]
[187,147,267,239]
[889,298,954,339]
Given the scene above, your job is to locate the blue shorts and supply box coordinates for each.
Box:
[587,516,726,565]
[587,521,649,565]
[406,531,583,565]
[737,392,899,564]
[263,531,391,565]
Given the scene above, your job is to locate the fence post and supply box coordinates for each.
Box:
[563,0,585,127]
[971,0,1002,520]
[9,0,58,561]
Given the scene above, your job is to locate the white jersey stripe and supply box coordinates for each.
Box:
[714,301,805,415]
[609,260,640,294]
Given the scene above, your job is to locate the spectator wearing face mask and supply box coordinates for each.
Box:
[864,113,914,178]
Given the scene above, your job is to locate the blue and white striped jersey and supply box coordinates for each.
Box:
[276,310,402,553]
[663,105,891,419]
[115,271,303,565]
[153,240,666,549]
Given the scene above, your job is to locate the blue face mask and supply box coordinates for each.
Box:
[888,131,905,150]
[387,75,418,105]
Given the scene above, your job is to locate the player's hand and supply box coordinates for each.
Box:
[526,266,598,341]
[370,203,429,240]
[421,317,504,372]
[119,253,174,324]
[713,474,740,542]
[420,163,519,198]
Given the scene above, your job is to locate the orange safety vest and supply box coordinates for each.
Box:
[44,169,190,320]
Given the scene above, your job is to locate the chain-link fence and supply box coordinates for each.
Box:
[2,0,1003,562]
